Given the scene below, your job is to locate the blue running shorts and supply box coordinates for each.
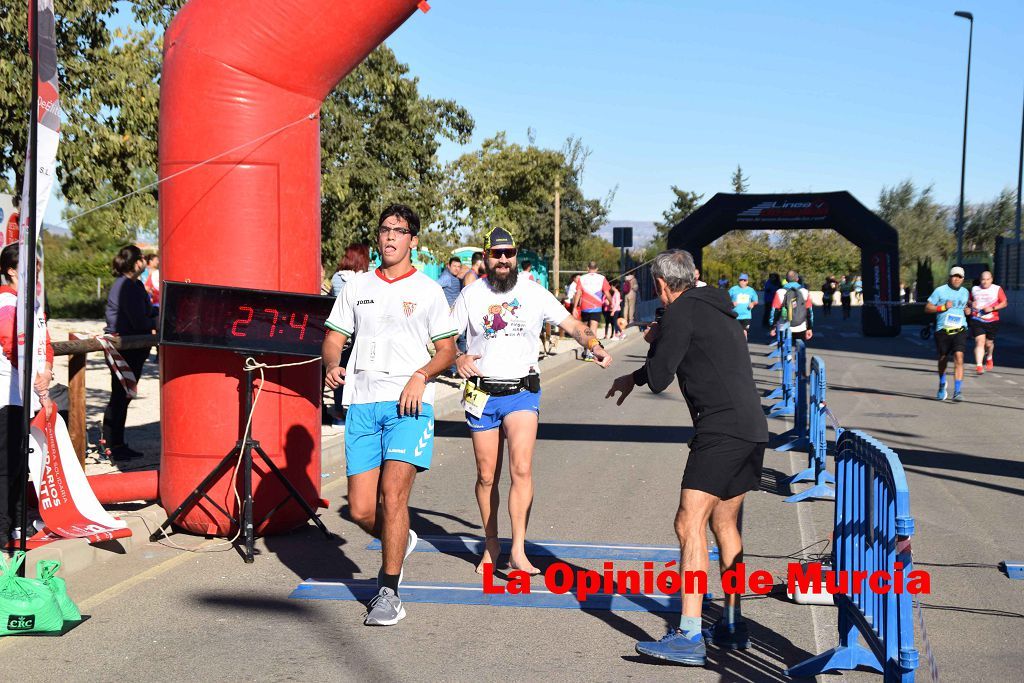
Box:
[344,401,435,476]
[465,390,540,432]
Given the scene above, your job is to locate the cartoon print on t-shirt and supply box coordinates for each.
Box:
[482,298,521,339]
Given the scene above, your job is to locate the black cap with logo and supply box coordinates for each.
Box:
[483,227,516,250]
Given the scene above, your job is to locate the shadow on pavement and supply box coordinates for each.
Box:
[622,601,817,682]
[263,522,362,581]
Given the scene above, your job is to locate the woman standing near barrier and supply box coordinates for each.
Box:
[0,244,55,545]
[102,245,158,461]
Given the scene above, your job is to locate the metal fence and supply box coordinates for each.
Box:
[784,355,836,503]
[787,429,919,681]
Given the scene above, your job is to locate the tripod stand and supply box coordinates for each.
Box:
[151,356,333,562]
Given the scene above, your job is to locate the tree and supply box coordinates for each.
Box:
[1,1,179,232]
[320,44,473,267]
[444,133,610,258]
[731,165,749,193]
[963,188,1016,255]
[652,185,704,249]
[877,180,953,283]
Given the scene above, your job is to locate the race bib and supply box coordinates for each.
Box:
[735,294,750,305]
[943,308,966,330]
[462,383,489,419]
[355,336,392,372]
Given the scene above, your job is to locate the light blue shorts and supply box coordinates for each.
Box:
[344,401,435,476]
[465,390,541,432]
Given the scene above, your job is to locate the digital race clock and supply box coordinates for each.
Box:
[160,281,336,358]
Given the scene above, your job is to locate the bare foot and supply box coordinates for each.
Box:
[507,554,541,576]
[475,537,502,575]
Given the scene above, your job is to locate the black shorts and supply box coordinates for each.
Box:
[581,311,603,324]
[968,319,999,339]
[738,319,751,331]
[681,433,766,499]
[935,328,968,356]
[791,328,810,342]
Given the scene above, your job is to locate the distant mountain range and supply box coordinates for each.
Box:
[596,220,658,248]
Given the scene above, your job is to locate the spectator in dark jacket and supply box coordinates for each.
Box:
[607,249,768,666]
[102,245,158,461]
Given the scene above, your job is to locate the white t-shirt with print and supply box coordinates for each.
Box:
[451,278,571,380]
[326,268,457,406]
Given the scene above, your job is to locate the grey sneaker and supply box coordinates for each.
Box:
[377,529,419,588]
[364,587,406,626]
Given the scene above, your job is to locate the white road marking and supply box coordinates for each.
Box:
[1007,380,1018,385]
[791,450,828,657]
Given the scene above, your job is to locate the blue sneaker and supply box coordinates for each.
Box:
[635,629,707,666]
[705,618,750,650]
[952,390,963,402]
[936,386,947,401]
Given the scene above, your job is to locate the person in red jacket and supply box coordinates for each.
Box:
[0,243,54,546]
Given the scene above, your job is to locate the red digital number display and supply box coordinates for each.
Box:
[231,306,254,337]
[161,282,334,358]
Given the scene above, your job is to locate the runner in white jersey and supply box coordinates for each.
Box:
[322,204,458,627]
[451,227,612,575]
[968,270,1008,374]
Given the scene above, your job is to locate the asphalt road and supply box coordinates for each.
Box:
[3,311,1022,682]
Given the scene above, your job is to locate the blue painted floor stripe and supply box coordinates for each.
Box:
[291,578,688,613]
[366,536,719,562]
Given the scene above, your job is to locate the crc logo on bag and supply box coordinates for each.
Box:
[7,614,35,631]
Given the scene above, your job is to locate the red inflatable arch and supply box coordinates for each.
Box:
[158,0,424,535]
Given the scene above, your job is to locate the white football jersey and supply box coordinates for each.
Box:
[326,268,456,406]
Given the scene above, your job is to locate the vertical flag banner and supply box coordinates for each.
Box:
[17,0,60,415]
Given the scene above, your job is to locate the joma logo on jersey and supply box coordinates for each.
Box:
[357,299,375,305]
[7,614,34,631]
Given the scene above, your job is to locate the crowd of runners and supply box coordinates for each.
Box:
[319,204,1011,667]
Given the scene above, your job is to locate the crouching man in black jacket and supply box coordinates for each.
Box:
[606,249,768,666]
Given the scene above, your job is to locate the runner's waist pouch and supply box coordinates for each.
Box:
[472,373,540,396]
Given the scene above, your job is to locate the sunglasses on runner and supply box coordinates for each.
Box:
[489,248,517,259]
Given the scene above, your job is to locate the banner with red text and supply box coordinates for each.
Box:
[23,409,131,548]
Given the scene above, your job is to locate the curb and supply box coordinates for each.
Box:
[19,503,167,578]
[24,333,639,578]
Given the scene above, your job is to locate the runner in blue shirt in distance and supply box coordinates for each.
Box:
[925,266,971,401]
[728,274,758,340]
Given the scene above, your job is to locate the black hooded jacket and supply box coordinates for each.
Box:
[632,286,769,443]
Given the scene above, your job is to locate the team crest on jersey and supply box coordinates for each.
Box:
[482,298,521,339]
[402,301,417,317]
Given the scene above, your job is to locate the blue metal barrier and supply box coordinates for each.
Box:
[768,328,795,417]
[787,430,919,682]
[775,339,809,451]
[768,326,785,371]
[784,355,836,501]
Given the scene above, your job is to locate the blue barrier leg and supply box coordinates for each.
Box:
[785,466,816,485]
[764,386,784,399]
[775,432,810,452]
[784,482,836,503]
[785,643,881,677]
[786,617,882,677]
[768,399,794,417]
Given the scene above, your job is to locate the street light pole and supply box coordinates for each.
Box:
[1015,86,1023,289]
[954,10,973,265]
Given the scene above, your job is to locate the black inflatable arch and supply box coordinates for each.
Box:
[667,191,901,336]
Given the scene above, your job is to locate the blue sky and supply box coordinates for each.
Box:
[42,0,1023,228]
[385,0,1023,221]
